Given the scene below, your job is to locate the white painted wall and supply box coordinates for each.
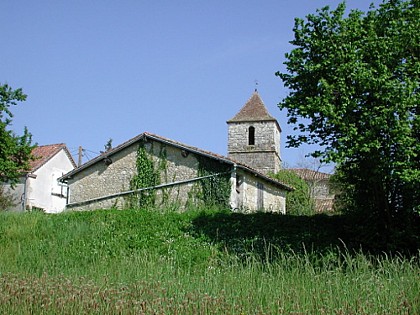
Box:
[26,149,75,213]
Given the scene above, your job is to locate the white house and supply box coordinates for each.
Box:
[2,144,76,213]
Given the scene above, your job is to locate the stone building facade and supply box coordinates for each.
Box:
[227,91,281,175]
[60,133,291,213]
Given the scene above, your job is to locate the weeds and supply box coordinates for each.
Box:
[0,208,419,314]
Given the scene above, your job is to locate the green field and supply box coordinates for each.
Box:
[1,208,419,314]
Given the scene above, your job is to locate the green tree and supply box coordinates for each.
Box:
[276,1,419,233]
[0,84,34,186]
[271,169,314,215]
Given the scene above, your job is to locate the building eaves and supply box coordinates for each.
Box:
[145,133,292,191]
[138,133,291,190]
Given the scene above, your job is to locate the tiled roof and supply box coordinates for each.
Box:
[30,144,76,172]
[227,91,277,123]
[60,132,293,191]
[290,168,331,181]
[315,198,335,212]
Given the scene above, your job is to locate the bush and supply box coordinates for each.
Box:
[270,169,315,215]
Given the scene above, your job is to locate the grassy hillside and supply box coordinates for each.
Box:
[0,208,419,314]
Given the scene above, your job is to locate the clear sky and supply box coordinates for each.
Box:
[2,0,379,171]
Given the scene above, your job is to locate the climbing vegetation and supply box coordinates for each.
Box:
[129,143,160,209]
[271,169,315,215]
[196,157,231,209]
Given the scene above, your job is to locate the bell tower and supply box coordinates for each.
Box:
[227,91,281,175]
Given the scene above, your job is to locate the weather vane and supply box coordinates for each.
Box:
[254,80,259,92]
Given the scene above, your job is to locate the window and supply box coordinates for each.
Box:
[248,126,255,145]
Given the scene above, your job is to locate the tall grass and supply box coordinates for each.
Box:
[0,209,419,314]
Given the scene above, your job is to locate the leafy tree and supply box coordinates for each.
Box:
[271,169,315,215]
[276,1,419,233]
[0,84,34,186]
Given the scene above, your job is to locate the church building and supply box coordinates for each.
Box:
[60,91,291,213]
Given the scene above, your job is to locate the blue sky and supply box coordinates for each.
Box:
[2,1,379,171]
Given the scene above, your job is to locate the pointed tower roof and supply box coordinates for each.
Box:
[227,91,277,123]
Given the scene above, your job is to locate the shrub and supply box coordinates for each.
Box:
[270,169,315,215]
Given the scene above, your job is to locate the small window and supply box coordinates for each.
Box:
[248,126,255,145]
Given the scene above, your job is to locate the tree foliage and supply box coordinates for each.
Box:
[0,84,34,186]
[271,169,314,215]
[276,0,419,231]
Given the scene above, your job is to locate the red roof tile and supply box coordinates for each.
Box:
[30,144,76,172]
[315,198,335,212]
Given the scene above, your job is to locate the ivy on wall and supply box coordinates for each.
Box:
[127,140,232,210]
[129,143,160,209]
[157,145,171,206]
[196,156,231,209]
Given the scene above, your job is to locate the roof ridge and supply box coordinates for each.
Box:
[289,168,331,180]
[60,131,292,191]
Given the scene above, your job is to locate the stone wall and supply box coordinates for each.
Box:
[67,144,138,210]
[227,121,281,174]
[67,139,230,211]
[229,151,280,175]
[311,180,328,198]
[230,169,286,213]
[66,137,287,213]
[1,180,25,211]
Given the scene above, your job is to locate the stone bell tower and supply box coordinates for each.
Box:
[227,91,281,175]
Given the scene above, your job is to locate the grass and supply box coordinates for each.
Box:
[0,208,419,314]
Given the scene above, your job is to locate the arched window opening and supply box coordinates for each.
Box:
[248,126,255,145]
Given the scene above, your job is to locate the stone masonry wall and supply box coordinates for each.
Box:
[230,169,286,213]
[67,139,224,211]
[228,121,281,174]
[66,137,287,213]
[67,144,138,210]
[229,151,280,175]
